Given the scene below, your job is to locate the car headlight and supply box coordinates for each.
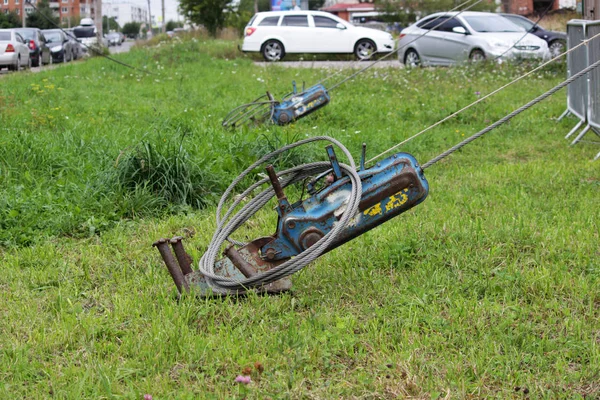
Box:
[51,45,63,52]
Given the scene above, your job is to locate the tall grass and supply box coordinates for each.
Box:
[0,35,598,399]
[112,133,221,211]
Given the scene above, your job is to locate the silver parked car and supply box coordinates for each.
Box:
[0,29,31,71]
[398,11,550,67]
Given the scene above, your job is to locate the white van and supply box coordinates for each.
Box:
[241,10,395,61]
[73,18,100,53]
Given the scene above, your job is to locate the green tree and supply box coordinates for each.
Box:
[102,16,121,32]
[0,11,20,29]
[224,0,269,36]
[165,20,183,31]
[179,0,231,36]
[122,21,141,37]
[26,0,60,29]
[308,0,325,10]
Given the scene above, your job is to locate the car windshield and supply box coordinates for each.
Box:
[108,33,119,38]
[505,16,535,31]
[17,30,35,40]
[463,15,524,32]
[73,26,96,38]
[45,32,62,42]
[0,32,11,41]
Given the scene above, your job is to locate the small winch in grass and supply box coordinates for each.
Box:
[222,81,330,128]
[153,137,429,297]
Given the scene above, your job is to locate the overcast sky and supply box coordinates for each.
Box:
[127,0,183,23]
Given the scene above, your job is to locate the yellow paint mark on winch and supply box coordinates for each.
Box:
[385,189,409,212]
[363,188,410,217]
[363,203,382,217]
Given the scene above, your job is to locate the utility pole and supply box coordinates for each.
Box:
[161,0,165,33]
[21,0,25,27]
[95,0,103,42]
[147,0,152,37]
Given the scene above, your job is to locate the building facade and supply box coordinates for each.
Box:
[1,0,98,27]
[105,2,148,27]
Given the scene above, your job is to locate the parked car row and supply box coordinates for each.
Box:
[241,10,565,66]
[0,27,87,72]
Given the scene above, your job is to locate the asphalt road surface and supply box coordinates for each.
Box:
[108,40,135,55]
[254,60,402,69]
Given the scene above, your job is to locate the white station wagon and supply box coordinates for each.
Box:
[241,11,395,61]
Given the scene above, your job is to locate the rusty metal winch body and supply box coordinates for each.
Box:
[154,142,429,297]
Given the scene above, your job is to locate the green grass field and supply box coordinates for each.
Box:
[1,37,598,399]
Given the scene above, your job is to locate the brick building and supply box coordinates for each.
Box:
[500,0,576,15]
[1,0,97,27]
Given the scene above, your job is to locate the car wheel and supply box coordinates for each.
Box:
[549,40,565,58]
[404,49,421,68]
[355,39,376,60]
[262,40,284,62]
[469,49,486,63]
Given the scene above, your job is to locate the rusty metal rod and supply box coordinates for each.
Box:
[266,165,286,201]
[170,236,194,275]
[224,246,257,278]
[153,238,189,294]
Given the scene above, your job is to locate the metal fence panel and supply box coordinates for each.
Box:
[567,21,588,121]
[587,22,600,130]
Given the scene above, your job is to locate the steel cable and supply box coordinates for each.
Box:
[422,57,600,169]
[367,31,600,164]
[492,1,556,62]
[198,136,362,294]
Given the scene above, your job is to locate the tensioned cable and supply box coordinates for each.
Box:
[366,31,600,164]
[313,0,482,88]
[23,0,157,75]
[326,0,485,91]
[493,0,556,62]
[421,57,600,169]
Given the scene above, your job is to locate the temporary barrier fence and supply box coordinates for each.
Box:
[559,19,600,159]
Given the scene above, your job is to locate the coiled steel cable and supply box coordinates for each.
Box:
[198,136,362,294]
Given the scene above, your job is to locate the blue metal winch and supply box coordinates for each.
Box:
[222,82,331,128]
[154,141,429,297]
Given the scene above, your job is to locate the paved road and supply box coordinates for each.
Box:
[254,60,403,69]
[108,40,135,55]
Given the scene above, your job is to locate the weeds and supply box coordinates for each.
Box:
[112,134,220,210]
